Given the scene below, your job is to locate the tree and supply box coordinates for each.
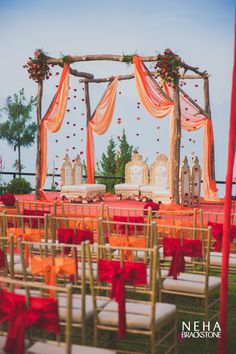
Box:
[0,89,37,175]
[116,129,133,178]
[97,137,117,192]
[96,130,134,192]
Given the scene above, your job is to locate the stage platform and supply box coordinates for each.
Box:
[1,192,235,217]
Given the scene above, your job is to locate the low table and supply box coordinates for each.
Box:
[60,184,106,200]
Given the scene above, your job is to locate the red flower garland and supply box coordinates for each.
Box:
[0,193,16,207]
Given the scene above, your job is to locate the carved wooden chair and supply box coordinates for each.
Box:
[140,154,171,203]
[114,151,148,199]
[60,154,106,201]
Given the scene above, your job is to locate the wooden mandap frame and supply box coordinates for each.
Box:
[33,52,215,203]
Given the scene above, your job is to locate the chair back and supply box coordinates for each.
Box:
[72,155,83,185]
[61,153,73,187]
[0,276,72,354]
[125,151,148,184]
[149,153,169,189]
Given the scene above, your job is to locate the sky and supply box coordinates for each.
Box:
[0,0,235,195]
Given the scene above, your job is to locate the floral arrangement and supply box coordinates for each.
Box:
[143,201,160,216]
[154,48,181,85]
[0,193,16,207]
[23,50,52,83]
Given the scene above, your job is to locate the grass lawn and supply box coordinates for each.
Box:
[83,273,236,354]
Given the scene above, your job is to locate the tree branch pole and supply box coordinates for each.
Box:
[172,76,182,204]
[84,82,92,183]
[35,81,43,200]
[78,73,205,84]
[204,77,216,179]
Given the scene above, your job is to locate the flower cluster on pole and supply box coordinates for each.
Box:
[154,48,181,85]
[23,50,52,83]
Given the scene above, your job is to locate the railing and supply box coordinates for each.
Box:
[0,171,235,192]
[0,171,125,191]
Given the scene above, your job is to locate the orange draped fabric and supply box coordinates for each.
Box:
[7,227,41,267]
[31,256,76,297]
[133,55,218,201]
[165,84,218,200]
[108,235,146,261]
[39,64,70,200]
[86,77,119,183]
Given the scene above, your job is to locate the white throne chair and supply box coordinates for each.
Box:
[60,154,106,200]
[114,151,148,199]
[191,156,202,204]
[140,154,171,203]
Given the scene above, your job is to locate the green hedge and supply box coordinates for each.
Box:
[6,177,32,195]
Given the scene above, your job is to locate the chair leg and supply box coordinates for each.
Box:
[81,324,86,345]
[94,323,98,347]
[204,297,208,322]
[150,331,156,354]
[174,318,178,354]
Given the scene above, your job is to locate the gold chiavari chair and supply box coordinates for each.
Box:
[156,224,220,322]
[86,241,177,354]
[18,239,109,345]
[198,210,236,278]
[97,218,154,266]
[16,199,58,218]
[0,277,117,354]
[59,201,104,234]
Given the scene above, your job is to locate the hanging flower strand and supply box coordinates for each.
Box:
[154,48,181,85]
[23,49,52,83]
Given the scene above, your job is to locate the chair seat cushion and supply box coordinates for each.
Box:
[114,183,140,191]
[152,189,171,196]
[98,300,176,330]
[162,273,220,294]
[27,342,116,354]
[58,294,109,323]
[61,184,106,193]
[210,252,236,268]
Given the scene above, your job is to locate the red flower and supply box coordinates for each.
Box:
[0,193,16,207]
[143,202,159,215]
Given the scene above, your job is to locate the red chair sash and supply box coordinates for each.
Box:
[23,209,50,228]
[113,216,144,234]
[0,249,5,269]
[0,289,60,354]
[163,238,202,279]
[98,259,147,338]
[57,228,94,255]
[208,222,236,252]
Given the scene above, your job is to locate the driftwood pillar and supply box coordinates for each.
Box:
[84,82,92,182]
[84,82,91,123]
[204,77,216,179]
[172,76,181,204]
[35,81,43,200]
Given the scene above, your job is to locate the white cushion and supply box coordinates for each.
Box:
[210,252,236,268]
[77,261,97,279]
[162,273,220,294]
[98,300,176,330]
[114,183,140,192]
[61,184,106,193]
[152,189,171,196]
[27,343,116,354]
[58,294,109,323]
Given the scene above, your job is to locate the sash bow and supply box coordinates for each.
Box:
[0,289,59,354]
[163,238,202,279]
